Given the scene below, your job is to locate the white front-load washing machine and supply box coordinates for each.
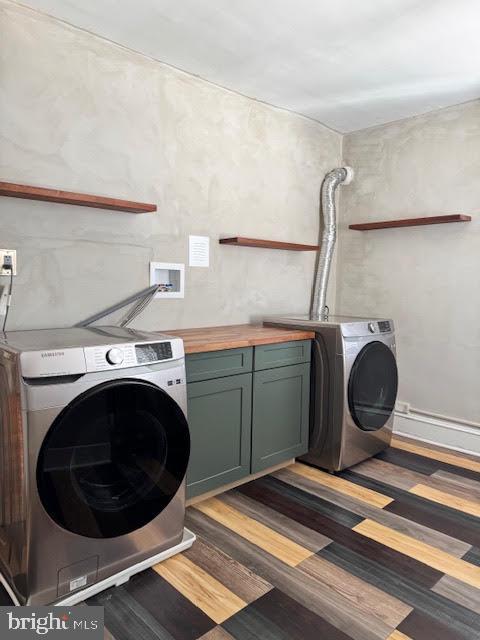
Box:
[264,315,398,471]
[0,326,194,605]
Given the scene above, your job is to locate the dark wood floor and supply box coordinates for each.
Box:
[3,436,480,639]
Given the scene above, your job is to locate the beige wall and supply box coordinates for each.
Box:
[2,1,478,436]
[0,1,341,331]
[337,100,480,425]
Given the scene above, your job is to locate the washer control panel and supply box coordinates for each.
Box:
[14,325,187,379]
[19,336,184,378]
[84,340,177,372]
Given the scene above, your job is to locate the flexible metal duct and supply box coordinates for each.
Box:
[310,166,354,319]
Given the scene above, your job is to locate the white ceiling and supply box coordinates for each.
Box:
[20,0,480,132]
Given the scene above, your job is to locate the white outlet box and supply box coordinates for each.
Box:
[0,249,17,276]
[150,262,185,298]
[395,401,411,414]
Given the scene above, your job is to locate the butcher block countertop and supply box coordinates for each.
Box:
[166,324,315,354]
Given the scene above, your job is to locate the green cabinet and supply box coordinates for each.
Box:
[185,339,311,498]
[186,373,252,498]
[251,363,310,473]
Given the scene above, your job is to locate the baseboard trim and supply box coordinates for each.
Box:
[394,411,480,457]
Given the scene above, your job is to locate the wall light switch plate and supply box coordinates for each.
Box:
[0,249,17,276]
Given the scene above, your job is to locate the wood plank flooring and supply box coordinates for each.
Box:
[95,437,480,639]
[0,437,478,639]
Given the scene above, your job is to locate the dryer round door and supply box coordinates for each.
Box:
[36,378,190,539]
[348,341,398,431]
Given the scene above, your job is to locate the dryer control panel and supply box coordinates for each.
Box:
[341,319,394,338]
[378,321,392,333]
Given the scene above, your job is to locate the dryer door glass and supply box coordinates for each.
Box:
[37,379,190,538]
[348,341,398,431]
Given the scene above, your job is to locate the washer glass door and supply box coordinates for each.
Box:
[348,341,398,431]
[37,379,190,538]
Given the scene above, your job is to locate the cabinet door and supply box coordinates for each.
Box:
[186,373,252,498]
[251,363,310,473]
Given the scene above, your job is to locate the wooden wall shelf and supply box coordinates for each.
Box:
[219,237,319,251]
[349,214,471,231]
[0,181,156,214]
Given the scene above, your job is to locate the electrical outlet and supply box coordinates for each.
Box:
[0,250,17,276]
[395,401,410,414]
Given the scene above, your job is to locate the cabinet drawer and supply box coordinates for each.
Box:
[254,340,311,371]
[186,347,253,382]
[251,362,310,473]
[186,373,252,498]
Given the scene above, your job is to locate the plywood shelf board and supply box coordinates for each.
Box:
[219,237,319,251]
[0,181,156,214]
[349,214,471,231]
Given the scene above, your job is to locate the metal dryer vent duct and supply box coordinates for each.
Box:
[310,166,354,319]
